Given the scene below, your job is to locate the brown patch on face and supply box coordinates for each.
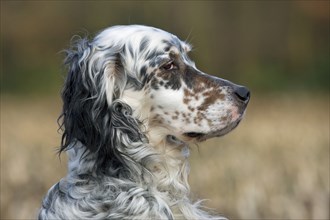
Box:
[183,88,196,104]
[218,93,225,100]
[194,117,198,124]
[188,106,195,112]
[202,90,224,100]
[192,84,208,94]
[197,95,218,111]
[184,88,194,97]
[183,98,191,104]
[182,67,232,109]
[194,111,204,124]
[183,75,225,118]
[183,66,219,91]
[196,88,225,112]
[221,116,228,121]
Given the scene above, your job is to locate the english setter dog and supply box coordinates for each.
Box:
[39,25,250,220]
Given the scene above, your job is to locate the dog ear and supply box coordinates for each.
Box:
[58,37,143,173]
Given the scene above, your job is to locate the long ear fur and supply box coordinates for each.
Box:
[58,37,144,174]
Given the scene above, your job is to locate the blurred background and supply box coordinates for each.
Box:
[1,1,329,219]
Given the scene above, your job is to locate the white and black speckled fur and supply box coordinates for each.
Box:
[39,25,249,220]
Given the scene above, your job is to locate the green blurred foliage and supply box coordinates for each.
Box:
[1,1,329,96]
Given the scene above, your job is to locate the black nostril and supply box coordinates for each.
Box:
[234,86,250,102]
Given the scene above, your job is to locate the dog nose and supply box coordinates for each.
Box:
[234,86,250,102]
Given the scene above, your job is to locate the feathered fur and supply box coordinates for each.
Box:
[39,25,249,220]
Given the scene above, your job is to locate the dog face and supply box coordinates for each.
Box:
[95,25,250,143]
[60,25,249,161]
[144,43,249,143]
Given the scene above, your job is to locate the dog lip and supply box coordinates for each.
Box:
[183,132,206,138]
[182,119,242,142]
[198,120,242,142]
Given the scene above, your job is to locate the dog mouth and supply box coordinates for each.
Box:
[184,132,206,139]
[183,119,242,142]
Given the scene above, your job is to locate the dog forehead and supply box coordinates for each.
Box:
[94,25,190,53]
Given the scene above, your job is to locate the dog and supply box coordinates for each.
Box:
[38,25,250,220]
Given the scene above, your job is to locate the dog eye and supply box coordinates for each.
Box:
[162,61,176,71]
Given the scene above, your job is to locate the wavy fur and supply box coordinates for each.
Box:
[39,25,250,219]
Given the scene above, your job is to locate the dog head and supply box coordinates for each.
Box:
[60,25,249,169]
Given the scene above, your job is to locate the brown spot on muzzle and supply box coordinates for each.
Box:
[183,66,219,90]
[184,88,194,97]
[183,65,235,92]
[188,106,195,112]
[183,67,229,112]
[198,90,225,111]
[197,91,223,111]
[183,98,191,104]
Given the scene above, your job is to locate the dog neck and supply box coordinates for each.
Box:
[65,130,221,219]
[66,136,191,193]
[64,89,218,219]
[149,131,191,195]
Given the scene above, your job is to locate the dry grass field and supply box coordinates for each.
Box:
[1,93,329,219]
